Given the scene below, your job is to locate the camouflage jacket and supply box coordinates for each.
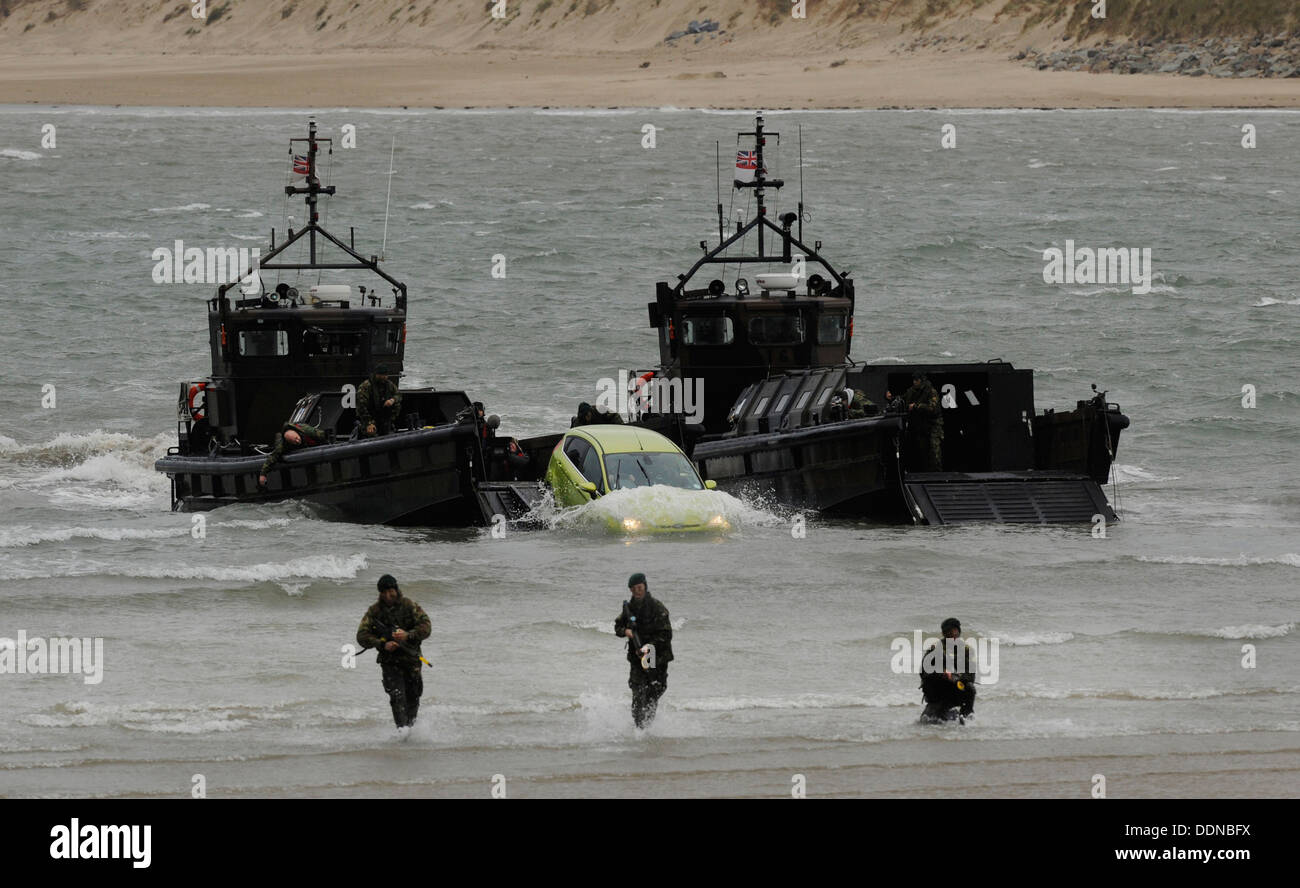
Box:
[356,595,431,667]
[903,379,943,430]
[614,594,674,666]
[846,389,873,419]
[260,422,330,475]
[357,375,402,428]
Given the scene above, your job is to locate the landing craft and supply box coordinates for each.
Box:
[154,121,557,524]
[632,113,1130,524]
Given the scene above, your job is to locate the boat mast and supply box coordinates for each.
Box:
[286,119,336,265]
[735,113,784,258]
[215,120,408,309]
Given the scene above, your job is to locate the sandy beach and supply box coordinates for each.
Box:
[1,0,1297,109]
[3,49,1299,109]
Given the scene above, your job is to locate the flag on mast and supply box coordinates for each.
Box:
[292,154,311,177]
[735,150,761,184]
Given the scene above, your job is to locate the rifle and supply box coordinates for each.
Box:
[621,601,652,671]
[360,617,431,669]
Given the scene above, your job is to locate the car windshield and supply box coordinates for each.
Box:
[604,451,703,491]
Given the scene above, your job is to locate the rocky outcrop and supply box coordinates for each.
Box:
[1016,34,1300,78]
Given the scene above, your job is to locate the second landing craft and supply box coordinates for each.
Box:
[633,113,1130,525]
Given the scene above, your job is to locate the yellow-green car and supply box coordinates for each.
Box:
[545,425,730,532]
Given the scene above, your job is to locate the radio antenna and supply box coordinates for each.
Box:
[715,140,724,246]
[380,133,396,261]
[798,124,805,242]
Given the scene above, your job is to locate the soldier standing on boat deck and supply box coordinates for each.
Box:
[356,574,431,731]
[902,372,944,471]
[357,364,402,436]
[614,572,674,729]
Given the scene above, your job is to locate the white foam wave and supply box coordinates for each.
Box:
[0,553,369,583]
[1002,686,1278,702]
[563,617,686,632]
[148,202,211,213]
[0,525,185,548]
[32,453,169,490]
[1,148,42,160]
[1138,553,1300,569]
[537,484,782,532]
[1254,296,1300,306]
[678,691,915,712]
[993,631,1075,646]
[0,430,172,463]
[23,701,293,733]
[1210,623,1293,639]
[65,230,152,240]
[1112,464,1178,483]
[116,552,369,582]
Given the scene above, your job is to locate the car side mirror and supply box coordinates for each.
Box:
[704,480,717,490]
[579,480,598,494]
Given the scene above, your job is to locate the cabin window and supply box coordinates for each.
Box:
[817,314,847,345]
[371,324,401,355]
[816,388,831,407]
[748,314,805,345]
[682,315,734,345]
[305,328,362,357]
[237,329,289,357]
[795,391,811,410]
[773,394,790,414]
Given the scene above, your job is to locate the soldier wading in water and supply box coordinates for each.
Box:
[614,572,674,729]
[356,574,431,733]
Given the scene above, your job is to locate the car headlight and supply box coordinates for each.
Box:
[622,517,642,531]
[707,514,730,529]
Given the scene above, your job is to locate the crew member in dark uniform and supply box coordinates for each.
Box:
[919,617,976,723]
[613,572,674,729]
[356,574,431,731]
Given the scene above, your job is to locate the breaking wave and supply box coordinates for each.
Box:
[1137,553,1300,569]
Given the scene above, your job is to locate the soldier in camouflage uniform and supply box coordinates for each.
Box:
[357,364,402,436]
[258,422,330,487]
[902,372,944,471]
[356,574,431,730]
[613,572,674,729]
[846,388,872,419]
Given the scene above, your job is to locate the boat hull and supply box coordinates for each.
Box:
[692,415,906,516]
[155,425,481,526]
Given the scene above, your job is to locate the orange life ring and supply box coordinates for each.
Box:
[187,383,207,421]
